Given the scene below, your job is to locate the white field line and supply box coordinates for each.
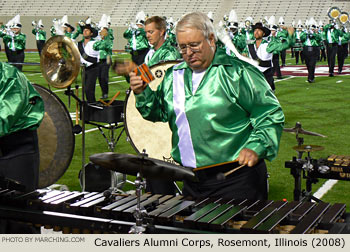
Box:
[312,180,338,201]
[52,80,126,93]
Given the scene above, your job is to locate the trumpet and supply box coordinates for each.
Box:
[245,20,251,28]
[32,20,37,27]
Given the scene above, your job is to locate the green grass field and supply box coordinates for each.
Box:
[2,50,350,209]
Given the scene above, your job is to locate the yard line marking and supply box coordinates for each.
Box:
[275,75,296,82]
[28,73,42,76]
[312,179,338,201]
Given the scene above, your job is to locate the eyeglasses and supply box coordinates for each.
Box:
[177,41,202,54]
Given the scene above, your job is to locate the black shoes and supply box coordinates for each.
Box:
[308,79,314,83]
[101,94,108,99]
[329,73,334,77]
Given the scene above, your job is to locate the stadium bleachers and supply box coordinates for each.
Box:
[1,0,349,26]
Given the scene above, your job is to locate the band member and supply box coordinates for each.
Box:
[324,21,340,76]
[95,15,114,99]
[0,15,26,71]
[337,26,350,74]
[225,9,246,55]
[0,62,44,233]
[31,20,46,56]
[77,21,100,103]
[141,16,181,195]
[319,21,327,62]
[243,16,254,44]
[293,20,305,64]
[245,22,294,91]
[300,18,322,83]
[61,15,75,39]
[123,11,150,65]
[268,16,282,79]
[129,12,284,200]
[277,17,288,67]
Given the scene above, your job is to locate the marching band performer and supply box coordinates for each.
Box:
[226,9,246,55]
[300,18,322,83]
[244,22,294,91]
[324,19,341,77]
[61,15,76,39]
[277,16,288,67]
[77,20,100,102]
[293,20,304,64]
[337,25,350,74]
[31,20,46,56]
[0,15,26,71]
[268,16,282,79]
[165,17,177,47]
[319,21,327,62]
[123,11,150,65]
[243,16,254,44]
[95,14,114,99]
[142,16,181,195]
[129,12,284,200]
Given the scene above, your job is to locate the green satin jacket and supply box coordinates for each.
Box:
[300,31,322,46]
[32,28,46,41]
[145,40,181,67]
[135,48,284,168]
[0,32,26,50]
[123,27,149,51]
[323,24,341,44]
[0,62,44,137]
[93,37,113,60]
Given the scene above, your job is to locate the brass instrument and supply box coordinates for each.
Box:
[328,7,341,21]
[245,19,251,28]
[40,35,80,89]
[339,12,349,24]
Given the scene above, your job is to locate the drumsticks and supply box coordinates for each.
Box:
[98,91,121,106]
[192,159,246,180]
[192,159,239,172]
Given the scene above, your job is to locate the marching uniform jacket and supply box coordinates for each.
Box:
[300,31,322,47]
[135,48,284,168]
[323,24,340,44]
[244,36,292,73]
[78,38,100,67]
[123,27,149,51]
[144,40,181,67]
[32,28,46,41]
[0,31,26,51]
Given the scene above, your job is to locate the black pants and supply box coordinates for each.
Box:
[280,49,286,66]
[36,40,45,56]
[327,43,338,74]
[263,67,275,91]
[131,48,149,65]
[272,53,281,78]
[0,129,39,192]
[320,48,327,61]
[84,64,99,103]
[182,159,268,200]
[294,50,303,64]
[98,59,110,96]
[303,46,318,81]
[337,44,348,73]
[7,49,25,71]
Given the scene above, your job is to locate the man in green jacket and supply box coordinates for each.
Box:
[0,15,26,71]
[31,19,46,56]
[129,12,284,200]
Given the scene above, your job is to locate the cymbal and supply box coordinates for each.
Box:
[292,145,325,152]
[283,122,326,138]
[89,152,197,182]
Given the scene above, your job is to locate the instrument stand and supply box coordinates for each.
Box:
[129,172,148,234]
[285,155,322,202]
[88,121,132,193]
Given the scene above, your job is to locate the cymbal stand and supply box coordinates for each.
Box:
[129,152,149,234]
[81,65,87,192]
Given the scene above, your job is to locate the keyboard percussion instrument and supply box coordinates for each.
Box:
[0,185,349,234]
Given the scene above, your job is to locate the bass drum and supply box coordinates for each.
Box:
[124,60,181,161]
[32,84,75,188]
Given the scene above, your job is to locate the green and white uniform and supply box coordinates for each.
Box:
[135,48,284,168]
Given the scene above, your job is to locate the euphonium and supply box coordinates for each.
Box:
[328,7,341,21]
[339,12,349,24]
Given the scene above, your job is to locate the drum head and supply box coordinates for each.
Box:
[32,84,75,188]
[124,61,181,161]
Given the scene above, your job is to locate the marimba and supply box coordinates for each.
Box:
[0,188,349,234]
